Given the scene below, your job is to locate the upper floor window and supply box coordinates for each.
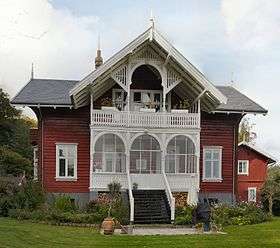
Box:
[248,187,257,202]
[238,160,249,175]
[112,89,126,111]
[203,146,222,181]
[56,143,77,180]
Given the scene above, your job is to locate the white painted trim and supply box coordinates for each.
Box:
[238,160,249,175]
[55,143,78,181]
[238,141,277,163]
[202,146,223,182]
[248,187,257,202]
[70,27,227,108]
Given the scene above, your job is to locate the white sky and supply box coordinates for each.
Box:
[0,0,279,160]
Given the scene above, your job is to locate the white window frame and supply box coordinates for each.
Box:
[112,89,126,111]
[248,187,257,202]
[238,160,249,175]
[33,146,38,181]
[56,143,78,181]
[203,146,223,182]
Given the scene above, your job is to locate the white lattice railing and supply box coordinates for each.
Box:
[91,110,200,129]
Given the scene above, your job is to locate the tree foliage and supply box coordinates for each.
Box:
[0,88,36,176]
[239,118,257,143]
[261,166,280,215]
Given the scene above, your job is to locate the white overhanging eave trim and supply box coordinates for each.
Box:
[70,27,227,106]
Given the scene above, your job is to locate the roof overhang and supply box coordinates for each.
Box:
[70,27,227,110]
[239,141,277,163]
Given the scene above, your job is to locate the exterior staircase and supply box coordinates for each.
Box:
[133,190,171,224]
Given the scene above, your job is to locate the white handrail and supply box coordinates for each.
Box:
[127,171,134,224]
[162,172,175,223]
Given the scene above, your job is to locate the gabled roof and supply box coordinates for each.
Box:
[11,78,78,106]
[11,78,268,114]
[239,141,277,164]
[70,27,227,109]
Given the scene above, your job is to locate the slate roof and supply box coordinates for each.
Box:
[11,78,267,113]
[11,79,78,106]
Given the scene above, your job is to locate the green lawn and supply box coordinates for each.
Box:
[0,218,279,248]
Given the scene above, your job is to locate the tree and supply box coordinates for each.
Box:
[0,88,35,176]
[0,89,20,121]
[261,166,280,215]
[238,118,257,143]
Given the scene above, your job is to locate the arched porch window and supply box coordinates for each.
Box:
[130,134,161,174]
[165,135,196,173]
[93,134,126,173]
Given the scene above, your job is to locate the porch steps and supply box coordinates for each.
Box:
[133,190,171,224]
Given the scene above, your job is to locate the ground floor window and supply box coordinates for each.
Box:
[203,146,222,181]
[130,134,161,173]
[248,187,257,202]
[93,134,126,173]
[165,135,196,173]
[56,143,77,180]
[33,146,38,181]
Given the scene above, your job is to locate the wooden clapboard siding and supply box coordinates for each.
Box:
[35,106,90,193]
[200,112,242,193]
[237,145,269,202]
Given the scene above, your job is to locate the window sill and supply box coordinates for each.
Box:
[55,177,78,182]
[202,178,223,183]
[238,173,249,176]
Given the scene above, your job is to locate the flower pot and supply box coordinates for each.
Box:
[102,217,115,235]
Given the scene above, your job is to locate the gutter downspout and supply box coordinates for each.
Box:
[38,106,44,189]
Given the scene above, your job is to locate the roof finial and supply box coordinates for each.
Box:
[149,9,155,29]
[95,34,103,69]
[31,63,34,79]
[230,71,235,87]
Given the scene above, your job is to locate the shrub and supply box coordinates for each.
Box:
[53,195,76,212]
[0,146,32,176]
[211,202,270,228]
[175,205,195,225]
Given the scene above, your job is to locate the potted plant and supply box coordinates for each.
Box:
[195,223,204,233]
[171,99,190,113]
[101,181,122,235]
[132,183,138,191]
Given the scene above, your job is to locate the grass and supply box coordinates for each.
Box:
[0,218,280,248]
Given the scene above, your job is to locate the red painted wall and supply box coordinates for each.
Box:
[34,106,242,197]
[34,106,90,193]
[200,113,242,196]
[237,145,269,203]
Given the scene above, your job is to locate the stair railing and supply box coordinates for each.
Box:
[127,170,134,224]
[162,172,175,223]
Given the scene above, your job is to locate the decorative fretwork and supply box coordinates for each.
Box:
[166,68,181,92]
[132,47,162,62]
[111,64,129,91]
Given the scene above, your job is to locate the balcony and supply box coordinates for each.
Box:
[91,110,200,129]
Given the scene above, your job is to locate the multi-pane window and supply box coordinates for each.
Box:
[130,134,161,174]
[238,160,249,175]
[165,135,196,174]
[248,187,257,202]
[203,147,222,181]
[93,134,126,173]
[56,144,77,180]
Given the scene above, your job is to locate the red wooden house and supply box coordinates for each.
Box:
[237,142,276,203]
[12,26,268,224]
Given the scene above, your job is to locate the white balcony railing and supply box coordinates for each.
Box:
[91,110,200,129]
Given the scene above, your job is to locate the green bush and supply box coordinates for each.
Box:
[0,179,45,216]
[53,195,76,212]
[0,146,32,176]
[211,202,271,228]
[175,205,195,225]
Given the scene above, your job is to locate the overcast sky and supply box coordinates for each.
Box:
[0,0,279,160]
